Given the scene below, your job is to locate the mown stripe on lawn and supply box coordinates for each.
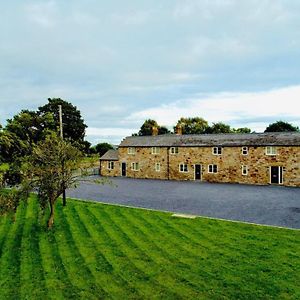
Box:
[20,198,48,299]
[0,201,27,299]
[63,201,129,298]
[0,215,12,258]
[73,203,141,298]
[90,204,182,299]
[55,202,107,299]
[111,206,204,298]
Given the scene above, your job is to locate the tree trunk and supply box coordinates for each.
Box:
[47,200,55,228]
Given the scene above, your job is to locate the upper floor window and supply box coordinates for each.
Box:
[212,147,222,155]
[131,162,139,171]
[107,161,114,170]
[242,147,248,155]
[152,147,160,154]
[170,147,179,154]
[155,163,161,172]
[179,163,188,172]
[208,164,218,173]
[242,165,248,176]
[266,146,277,156]
[128,147,135,155]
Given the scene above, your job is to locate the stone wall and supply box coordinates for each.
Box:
[100,160,120,177]
[104,146,300,187]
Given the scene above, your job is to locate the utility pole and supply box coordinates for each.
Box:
[59,105,67,206]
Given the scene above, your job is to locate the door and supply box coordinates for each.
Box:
[270,166,283,184]
[195,164,201,180]
[121,162,126,177]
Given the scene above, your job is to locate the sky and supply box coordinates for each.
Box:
[0,0,300,145]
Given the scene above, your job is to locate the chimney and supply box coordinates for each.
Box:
[152,126,158,136]
[175,124,182,135]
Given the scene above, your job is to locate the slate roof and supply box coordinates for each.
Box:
[100,149,119,161]
[119,132,300,147]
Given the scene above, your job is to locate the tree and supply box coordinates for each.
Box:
[38,98,87,143]
[94,142,114,156]
[206,122,232,134]
[232,127,251,134]
[25,132,82,228]
[175,117,209,134]
[264,121,299,133]
[136,119,170,136]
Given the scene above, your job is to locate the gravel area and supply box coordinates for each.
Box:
[67,176,300,229]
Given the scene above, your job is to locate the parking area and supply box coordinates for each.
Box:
[67,176,300,229]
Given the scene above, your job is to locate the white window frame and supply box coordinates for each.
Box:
[128,147,135,155]
[155,162,161,172]
[242,147,248,155]
[107,161,114,170]
[266,146,277,156]
[151,147,160,154]
[212,147,222,155]
[131,162,139,171]
[208,164,218,173]
[170,147,179,154]
[179,163,188,173]
[242,165,248,176]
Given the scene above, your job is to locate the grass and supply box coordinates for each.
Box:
[0,196,299,299]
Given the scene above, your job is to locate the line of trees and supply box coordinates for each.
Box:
[133,118,299,136]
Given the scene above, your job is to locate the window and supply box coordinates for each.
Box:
[242,147,248,155]
[212,147,222,155]
[107,161,114,170]
[128,147,135,154]
[242,165,248,176]
[155,163,161,172]
[152,147,160,154]
[266,146,277,155]
[131,162,139,171]
[179,163,188,172]
[170,147,179,154]
[208,164,218,173]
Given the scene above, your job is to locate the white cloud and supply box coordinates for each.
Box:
[126,85,300,130]
[86,127,134,137]
[25,1,58,28]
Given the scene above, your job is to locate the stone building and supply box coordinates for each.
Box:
[100,131,300,187]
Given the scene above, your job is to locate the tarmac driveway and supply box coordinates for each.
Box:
[67,176,300,229]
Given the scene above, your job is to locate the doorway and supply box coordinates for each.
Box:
[270,166,283,184]
[194,164,202,180]
[121,162,126,177]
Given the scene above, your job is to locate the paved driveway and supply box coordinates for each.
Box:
[67,176,300,229]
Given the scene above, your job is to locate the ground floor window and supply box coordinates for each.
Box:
[208,164,218,173]
[107,161,114,170]
[242,165,248,175]
[131,162,139,171]
[179,163,188,172]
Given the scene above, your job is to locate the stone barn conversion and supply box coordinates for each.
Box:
[100,131,300,187]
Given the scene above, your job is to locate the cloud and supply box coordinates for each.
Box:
[126,85,300,130]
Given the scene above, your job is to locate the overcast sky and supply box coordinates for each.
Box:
[1,1,300,144]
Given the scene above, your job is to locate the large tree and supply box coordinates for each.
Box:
[206,122,232,134]
[264,121,299,132]
[94,142,114,156]
[25,132,82,228]
[175,117,209,134]
[38,98,87,143]
[136,119,170,136]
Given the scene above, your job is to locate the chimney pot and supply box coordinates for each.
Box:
[152,126,158,136]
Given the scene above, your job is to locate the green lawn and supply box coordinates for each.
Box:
[0,196,299,299]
